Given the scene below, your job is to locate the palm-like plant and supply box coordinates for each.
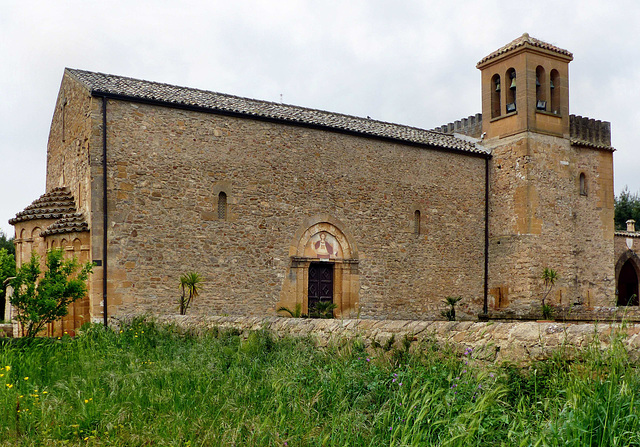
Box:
[441,296,463,321]
[179,271,202,315]
[541,267,558,307]
[311,301,337,319]
[277,303,304,318]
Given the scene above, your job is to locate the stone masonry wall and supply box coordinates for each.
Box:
[97,97,488,321]
[487,132,615,318]
[140,315,640,365]
[46,73,102,319]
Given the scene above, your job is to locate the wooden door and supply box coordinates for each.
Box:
[308,262,333,317]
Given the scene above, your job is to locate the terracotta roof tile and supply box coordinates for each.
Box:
[10,187,89,237]
[66,68,489,156]
[9,187,77,225]
[41,213,89,236]
[477,33,573,67]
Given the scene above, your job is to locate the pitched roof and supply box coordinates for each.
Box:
[9,186,89,236]
[65,68,489,156]
[477,33,573,67]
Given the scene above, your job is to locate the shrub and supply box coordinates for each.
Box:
[10,249,92,338]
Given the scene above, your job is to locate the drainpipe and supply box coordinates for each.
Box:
[102,97,108,327]
[483,156,489,316]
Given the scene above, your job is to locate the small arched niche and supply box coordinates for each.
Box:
[279,215,359,319]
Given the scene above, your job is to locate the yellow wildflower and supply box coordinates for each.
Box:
[5,366,10,371]
[24,377,29,380]
[6,384,12,388]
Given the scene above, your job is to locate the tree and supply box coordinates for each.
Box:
[0,230,15,256]
[614,186,640,231]
[179,271,202,315]
[10,249,92,337]
[0,248,16,318]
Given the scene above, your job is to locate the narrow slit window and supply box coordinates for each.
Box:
[414,210,421,235]
[579,173,587,196]
[218,192,227,220]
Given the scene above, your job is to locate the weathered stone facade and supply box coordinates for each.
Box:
[9,34,631,331]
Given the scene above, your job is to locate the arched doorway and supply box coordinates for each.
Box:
[617,259,639,306]
[279,215,359,318]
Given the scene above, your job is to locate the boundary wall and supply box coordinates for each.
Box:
[125,315,640,364]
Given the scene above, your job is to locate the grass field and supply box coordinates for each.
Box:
[1,319,639,446]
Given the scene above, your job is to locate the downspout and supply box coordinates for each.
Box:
[102,97,108,327]
[483,156,489,316]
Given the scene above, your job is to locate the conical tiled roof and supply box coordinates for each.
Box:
[9,187,77,224]
[9,186,89,236]
[477,33,573,67]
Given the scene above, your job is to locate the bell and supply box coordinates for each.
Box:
[550,79,555,89]
[536,76,541,87]
[510,76,516,90]
[495,80,501,92]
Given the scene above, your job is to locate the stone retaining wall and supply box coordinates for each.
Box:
[127,315,640,365]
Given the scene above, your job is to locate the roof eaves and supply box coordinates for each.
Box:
[69,68,488,157]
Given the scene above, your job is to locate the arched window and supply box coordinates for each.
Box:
[579,173,587,196]
[550,69,560,114]
[217,192,227,220]
[491,74,501,118]
[536,66,547,111]
[414,210,421,235]
[506,68,516,113]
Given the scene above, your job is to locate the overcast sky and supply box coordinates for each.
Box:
[1,0,639,236]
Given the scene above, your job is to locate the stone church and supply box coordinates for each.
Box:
[8,33,639,334]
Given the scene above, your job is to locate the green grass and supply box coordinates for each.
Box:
[1,319,639,446]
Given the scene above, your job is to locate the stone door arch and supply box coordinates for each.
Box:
[616,252,640,306]
[278,215,359,318]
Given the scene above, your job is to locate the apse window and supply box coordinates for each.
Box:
[218,191,227,220]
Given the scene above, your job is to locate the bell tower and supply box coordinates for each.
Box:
[478,34,614,317]
[477,33,573,139]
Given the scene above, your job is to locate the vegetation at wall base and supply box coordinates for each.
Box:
[1,319,640,446]
[10,249,92,338]
[178,271,202,315]
[0,247,16,312]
